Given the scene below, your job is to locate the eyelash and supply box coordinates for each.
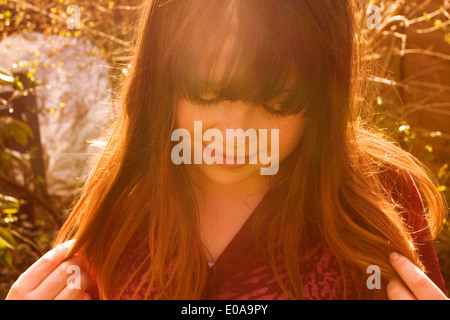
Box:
[191,97,290,118]
[261,104,290,118]
[190,97,220,106]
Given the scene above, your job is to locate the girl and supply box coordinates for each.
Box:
[7,0,449,300]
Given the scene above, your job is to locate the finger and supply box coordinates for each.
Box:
[30,255,84,300]
[387,279,416,300]
[389,252,448,300]
[53,270,89,300]
[15,239,76,292]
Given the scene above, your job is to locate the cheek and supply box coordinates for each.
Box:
[175,101,193,128]
[175,100,213,130]
[175,102,208,136]
[277,116,307,160]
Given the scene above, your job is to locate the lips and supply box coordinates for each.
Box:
[203,143,253,168]
[212,148,249,163]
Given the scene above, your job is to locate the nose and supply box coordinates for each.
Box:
[212,100,251,135]
[207,101,256,153]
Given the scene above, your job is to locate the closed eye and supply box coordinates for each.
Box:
[189,96,222,106]
[189,91,222,106]
[188,94,291,118]
[261,103,290,118]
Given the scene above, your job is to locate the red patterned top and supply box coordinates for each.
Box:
[85,174,447,300]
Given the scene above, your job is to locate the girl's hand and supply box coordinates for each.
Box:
[6,240,91,300]
[387,252,449,300]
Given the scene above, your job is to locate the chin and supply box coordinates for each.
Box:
[191,163,263,187]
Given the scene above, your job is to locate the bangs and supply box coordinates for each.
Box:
[163,0,325,116]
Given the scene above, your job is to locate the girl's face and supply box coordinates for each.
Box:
[174,38,308,187]
[175,98,307,187]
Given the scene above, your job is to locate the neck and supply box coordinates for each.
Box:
[187,169,271,218]
[186,168,271,263]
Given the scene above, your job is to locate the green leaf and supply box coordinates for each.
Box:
[15,80,24,90]
[0,194,20,214]
[0,248,13,267]
[0,67,14,85]
[0,226,16,250]
[2,208,19,215]
[10,119,34,146]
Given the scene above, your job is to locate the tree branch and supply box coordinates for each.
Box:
[0,174,63,226]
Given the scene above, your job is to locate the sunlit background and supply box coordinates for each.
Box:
[0,0,449,298]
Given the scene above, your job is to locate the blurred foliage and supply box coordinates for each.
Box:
[0,66,57,298]
[0,67,28,268]
[357,0,450,293]
[0,0,449,298]
[0,0,142,88]
[0,0,143,299]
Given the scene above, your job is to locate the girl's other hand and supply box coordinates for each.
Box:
[387,252,448,300]
[6,239,91,300]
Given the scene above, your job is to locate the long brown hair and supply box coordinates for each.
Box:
[55,0,446,299]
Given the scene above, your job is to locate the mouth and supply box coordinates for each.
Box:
[203,143,254,169]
